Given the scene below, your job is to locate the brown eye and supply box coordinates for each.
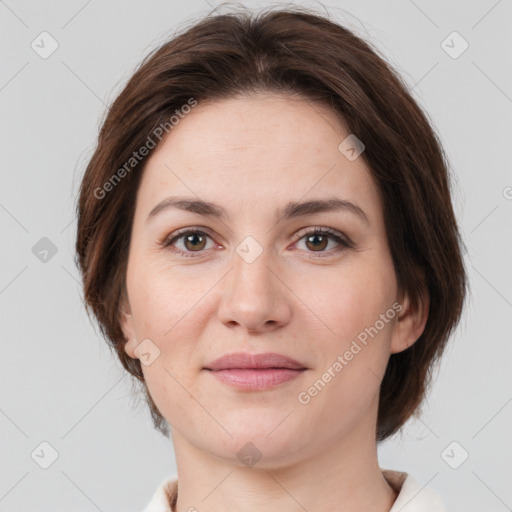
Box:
[183,232,207,251]
[163,229,215,257]
[305,233,329,251]
[295,228,351,257]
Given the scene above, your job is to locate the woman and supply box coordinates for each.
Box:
[75,6,467,511]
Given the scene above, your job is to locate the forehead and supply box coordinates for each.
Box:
[158,92,347,164]
[136,92,381,223]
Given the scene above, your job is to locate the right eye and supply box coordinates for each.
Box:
[162,229,216,257]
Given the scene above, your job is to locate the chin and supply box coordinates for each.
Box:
[206,427,307,469]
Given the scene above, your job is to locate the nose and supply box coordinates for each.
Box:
[216,245,292,334]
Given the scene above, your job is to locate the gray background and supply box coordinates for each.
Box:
[1,0,511,510]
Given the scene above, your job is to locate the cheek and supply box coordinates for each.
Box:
[127,256,185,334]
[129,248,218,308]
[127,261,208,375]
[295,260,396,343]
[141,363,195,423]
[297,262,397,409]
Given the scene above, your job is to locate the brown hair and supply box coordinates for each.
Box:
[75,5,467,442]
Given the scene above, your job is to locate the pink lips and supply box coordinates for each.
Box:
[204,352,307,391]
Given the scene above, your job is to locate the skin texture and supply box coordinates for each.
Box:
[120,92,429,512]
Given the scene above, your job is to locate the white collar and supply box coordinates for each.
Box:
[142,469,447,512]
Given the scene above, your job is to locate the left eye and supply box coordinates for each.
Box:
[295,228,349,253]
[162,228,350,257]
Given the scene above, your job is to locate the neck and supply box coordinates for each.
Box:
[170,410,398,512]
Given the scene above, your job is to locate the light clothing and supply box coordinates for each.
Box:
[142,468,446,511]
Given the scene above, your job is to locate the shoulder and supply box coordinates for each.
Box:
[382,469,447,512]
[142,475,178,512]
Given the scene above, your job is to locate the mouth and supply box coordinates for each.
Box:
[203,352,307,391]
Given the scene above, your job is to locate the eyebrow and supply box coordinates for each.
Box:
[146,196,370,226]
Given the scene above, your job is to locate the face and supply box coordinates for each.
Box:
[121,92,427,467]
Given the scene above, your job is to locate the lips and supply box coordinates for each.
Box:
[204,352,306,371]
[204,353,307,391]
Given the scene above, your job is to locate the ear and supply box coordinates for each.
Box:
[390,285,430,354]
[119,297,138,359]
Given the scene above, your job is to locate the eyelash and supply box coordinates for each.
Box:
[160,227,352,259]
